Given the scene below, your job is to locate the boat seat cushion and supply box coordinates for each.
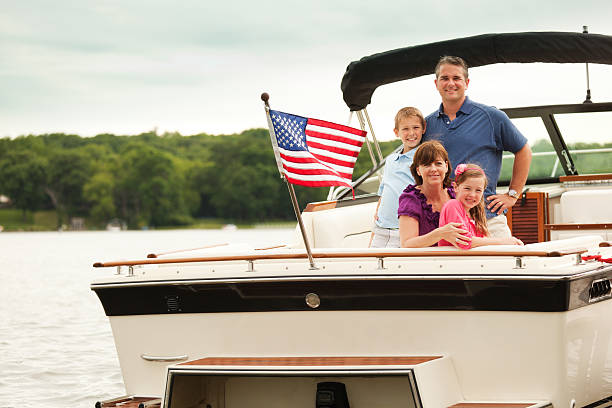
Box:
[291,202,377,248]
[551,190,612,240]
[560,190,612,223]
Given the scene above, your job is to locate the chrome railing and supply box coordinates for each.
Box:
[502,147,612,178]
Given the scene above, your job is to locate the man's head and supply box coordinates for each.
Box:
[393,107,425,152]
[434,56,469,105]
[434,56,469,79]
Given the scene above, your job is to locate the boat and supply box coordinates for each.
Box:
[91,31,612,408]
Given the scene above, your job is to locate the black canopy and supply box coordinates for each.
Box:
[341,32,612,111]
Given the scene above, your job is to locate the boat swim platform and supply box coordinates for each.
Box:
[160,356,551,408]
[95,395,161,408]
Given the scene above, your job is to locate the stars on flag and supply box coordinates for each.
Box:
[271,112,308,151]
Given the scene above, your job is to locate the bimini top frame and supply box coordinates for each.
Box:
[334,32,612,199]
[341,31,612,111]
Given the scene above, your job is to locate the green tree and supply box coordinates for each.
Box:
[43,149,94,227]
[0,150,47,217]
[83,172,117,224]
[115,143,192,228]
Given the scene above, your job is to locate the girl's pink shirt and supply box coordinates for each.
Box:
[438,199,484,249]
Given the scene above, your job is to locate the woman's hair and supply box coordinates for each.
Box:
[455,163,489,236]
[410,140,452,188]
[394,106,425,129]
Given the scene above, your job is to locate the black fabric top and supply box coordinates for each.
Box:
[341,32,612,111]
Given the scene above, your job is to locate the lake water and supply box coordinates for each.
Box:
[0,228,294,408]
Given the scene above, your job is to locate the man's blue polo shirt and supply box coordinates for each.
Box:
[376,148,416,229]
[424,97,528,219]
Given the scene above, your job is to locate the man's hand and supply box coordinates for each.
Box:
[486,194,517,214]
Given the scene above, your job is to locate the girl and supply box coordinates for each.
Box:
[438,163,523,249]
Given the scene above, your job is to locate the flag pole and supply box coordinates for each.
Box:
[261,92,318,270]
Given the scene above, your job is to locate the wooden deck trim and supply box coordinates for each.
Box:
[448,404,539,408]
[304,201,337,212]
[544,223,612,230]
[559,173,612,182]
[180,356,442,367]
[146,243,229,258]
[96,396,161,408]
[93,247,587,268]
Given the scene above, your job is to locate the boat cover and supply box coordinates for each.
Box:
[341,32,612,111]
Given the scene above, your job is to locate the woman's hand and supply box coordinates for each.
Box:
[438,222,470,248]
[495,236,524,246]
[508,236,524,246]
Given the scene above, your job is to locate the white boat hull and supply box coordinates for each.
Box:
[108,300,612,406]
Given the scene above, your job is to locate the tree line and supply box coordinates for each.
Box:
[0,130,396,229]
[0,130,609,229]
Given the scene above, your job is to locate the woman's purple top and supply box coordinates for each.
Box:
[397,184,456,237]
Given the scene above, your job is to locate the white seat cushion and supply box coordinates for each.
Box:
[560,190,612,224]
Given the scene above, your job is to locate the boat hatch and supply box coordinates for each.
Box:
[162,356,551,408]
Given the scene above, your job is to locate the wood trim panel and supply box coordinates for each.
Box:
[559,173,612,182]
[304,201,337,212]
[93,247,587,268]
[448,404,539,408]
[97,396,161,408]
[544,223,612,230]
[507,192,548,244]
[181,356,441,367]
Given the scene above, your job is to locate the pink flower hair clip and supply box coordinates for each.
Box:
[455,163,484,177]
[454,163,468,177]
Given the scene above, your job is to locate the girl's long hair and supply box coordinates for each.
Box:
[455,164,489,236]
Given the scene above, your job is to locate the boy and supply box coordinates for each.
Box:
[370,107,425,247]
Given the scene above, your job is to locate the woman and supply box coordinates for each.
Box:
[398,140,470,248]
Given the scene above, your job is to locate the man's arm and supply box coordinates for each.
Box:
[486,143,533,214]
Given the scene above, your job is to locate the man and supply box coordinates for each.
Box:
[424,56,532,238]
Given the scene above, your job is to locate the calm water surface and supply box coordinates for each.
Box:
[0,228,293,408]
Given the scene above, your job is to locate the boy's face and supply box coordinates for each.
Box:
[394,116,424,152]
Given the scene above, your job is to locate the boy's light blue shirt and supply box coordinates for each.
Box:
[376,148,416,229]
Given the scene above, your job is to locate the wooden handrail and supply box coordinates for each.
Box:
[559,173,612,182]
[544,223,612,230]
[255,244,287,250]
[93,247,587,268]
[147,243,228,258]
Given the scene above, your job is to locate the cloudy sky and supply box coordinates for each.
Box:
[2,0,612,143]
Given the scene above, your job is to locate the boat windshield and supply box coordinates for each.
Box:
[500,108,612,184]
[335,103,612,200]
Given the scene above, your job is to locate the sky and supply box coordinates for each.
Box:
[2,0,612,143]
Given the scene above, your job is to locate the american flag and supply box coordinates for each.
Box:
[269,110,367,189]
